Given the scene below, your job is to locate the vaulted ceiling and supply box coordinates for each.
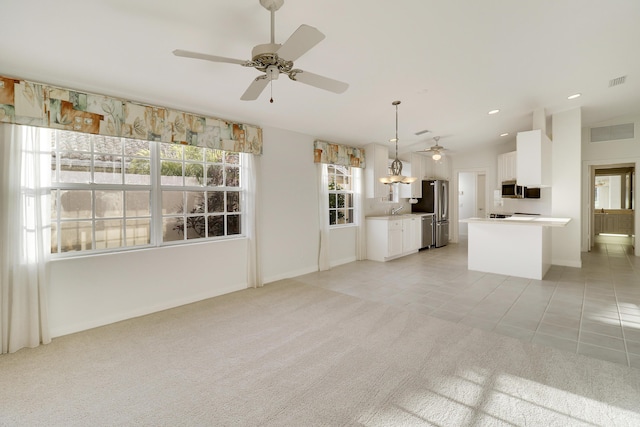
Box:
[2,0,639,156]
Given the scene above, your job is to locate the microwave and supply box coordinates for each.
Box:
[501,180,521,198]
[501,180,540,199]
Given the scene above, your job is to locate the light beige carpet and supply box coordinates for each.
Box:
[1,279,640,426]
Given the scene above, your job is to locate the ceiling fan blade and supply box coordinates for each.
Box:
[173,49,246,65]
[291,70,348,94]
[276,24,325,62]
[240,76,270,101]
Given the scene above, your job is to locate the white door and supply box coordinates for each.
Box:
[476,174,486,218]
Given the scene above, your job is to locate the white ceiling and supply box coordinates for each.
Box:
[2,0,639,156]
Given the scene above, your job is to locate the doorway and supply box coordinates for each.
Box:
[457,171,486,237]
[590,164,635,250]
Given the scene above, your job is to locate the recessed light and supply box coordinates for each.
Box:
[500,133,509,137]
[488,109,500,115]
[567,93,581,100]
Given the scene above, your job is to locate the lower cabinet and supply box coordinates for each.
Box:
[594,212,634,235]
[366,216,421,262]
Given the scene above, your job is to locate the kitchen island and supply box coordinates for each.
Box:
[460,216,571,280]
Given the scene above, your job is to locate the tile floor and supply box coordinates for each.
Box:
[296,235,640,369]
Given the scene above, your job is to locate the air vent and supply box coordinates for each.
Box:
[609,75,627,87]
[414,129,430,136]
[590,123,635,142]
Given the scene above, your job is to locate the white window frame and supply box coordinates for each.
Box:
[327,164,356,228]
[49,129,246,258]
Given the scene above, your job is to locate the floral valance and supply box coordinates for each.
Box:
[313,140,365,168]
[0,75,262,155]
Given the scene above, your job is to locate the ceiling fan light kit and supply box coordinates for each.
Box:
[380,101,417,185]
[173,0,348,102]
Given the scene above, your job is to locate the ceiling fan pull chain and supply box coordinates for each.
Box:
[270,80,274,103]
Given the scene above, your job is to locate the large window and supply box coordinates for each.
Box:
[327,165,354,226]
[50,130,244,255]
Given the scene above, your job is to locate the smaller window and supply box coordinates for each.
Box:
[327,165,354,226]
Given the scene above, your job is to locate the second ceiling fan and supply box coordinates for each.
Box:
[173,0,349,102]
[418,136,449,160]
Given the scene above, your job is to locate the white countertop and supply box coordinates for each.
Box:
[366,213,434,220]
[460,216,571,227]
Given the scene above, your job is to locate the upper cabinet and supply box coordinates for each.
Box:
[497,151,517,186]
[516,130,551,187]
[364,143,390,199]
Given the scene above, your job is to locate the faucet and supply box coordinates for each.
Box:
[391,206,404,215]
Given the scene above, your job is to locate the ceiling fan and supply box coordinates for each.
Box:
[417,136,449,160]
[172,0,349,102]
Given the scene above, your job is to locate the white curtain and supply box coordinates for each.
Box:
[353,167,366,260]
[317,163,330,271]
[0,124,51,353]
[245,154,262,288]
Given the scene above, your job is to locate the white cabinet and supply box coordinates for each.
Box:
[402,216,421,252]
[497,151,517,186]
[365,143,390,199]
[366,216,420,262]
[517,129,551,187]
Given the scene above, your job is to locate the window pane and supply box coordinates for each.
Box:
[126,219,151,246]
[163,217,184,242]
[162,191,184,214]
[207,165,224,186]
[94,155,122,184]
[96,190,123,218]
[126,191,150,217]
[51,222,58,254]
[186,216,206,239]
[227,214,241,235]
[225,152,239,165]
[186,191,205,213]
[160,143,182,160]
[94,135,122,154]
[337,193,345,208]
[60,221,93,252]
[225,166,239,187]
[346,208,354,224]
[58,132,90,151]
[329,210,337,225]
[346,193,353,208]
[125,157,150,185]
[161,161,183,185]
[60,190,92,219]
[95,219,123,249]
[59,151,91,183]
[337,209,348,224]
[208,215,224,237]
[184,145,202,161]
[226,192,240,213]
[124,139,150,156]
[51,189,58,220]
[329,194,336,208]
[208,192,224,213]
[206,149,223,163]
[185,163,204,186]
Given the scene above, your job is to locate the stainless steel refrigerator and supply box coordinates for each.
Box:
[411,180,449,247]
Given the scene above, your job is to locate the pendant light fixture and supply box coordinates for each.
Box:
[379,100,417,185]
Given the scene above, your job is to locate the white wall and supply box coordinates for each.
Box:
[259,126,321,283]
[329,227,357,267]
[551,108,582,268]
[49,239,247,337]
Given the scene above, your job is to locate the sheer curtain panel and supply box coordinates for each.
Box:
[317,163,330,271]
[246,154,262,288]
[0,124,51,353]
